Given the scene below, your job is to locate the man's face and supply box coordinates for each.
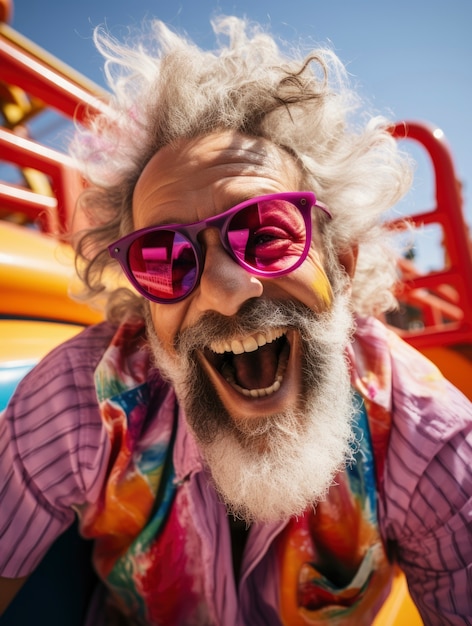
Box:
[133,131,355,523]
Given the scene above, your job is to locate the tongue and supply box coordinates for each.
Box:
[232,343,278,390]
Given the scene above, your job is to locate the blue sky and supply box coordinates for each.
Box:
[9,0,472,270]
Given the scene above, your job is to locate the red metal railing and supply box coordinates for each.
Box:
[0,22,108,123]
[390,122,472,349]
[0,127,82,232]
[0,20,108,234]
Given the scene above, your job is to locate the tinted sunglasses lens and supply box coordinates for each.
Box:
[128,230,198,301]
[227,199,307,272]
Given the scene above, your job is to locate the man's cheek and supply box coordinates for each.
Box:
[309,264,333,308]
[287,261,334,313]
[150,303,186,355]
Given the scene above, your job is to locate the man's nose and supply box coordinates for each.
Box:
[195,230,264,316]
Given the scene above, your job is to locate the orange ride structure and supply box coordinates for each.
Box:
[0,2,471,624]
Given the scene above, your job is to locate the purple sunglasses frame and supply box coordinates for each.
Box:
[108,191,331,304]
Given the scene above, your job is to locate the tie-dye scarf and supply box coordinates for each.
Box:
[79,320,394,625]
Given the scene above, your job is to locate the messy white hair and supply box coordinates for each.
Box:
[71,16,413,321]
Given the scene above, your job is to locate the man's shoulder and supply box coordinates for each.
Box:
[26,321,119,384]
[356,318,472,548]
[352,314,472,457]
[49,320,119,359]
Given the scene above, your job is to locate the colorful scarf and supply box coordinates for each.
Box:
[78,321,394,625]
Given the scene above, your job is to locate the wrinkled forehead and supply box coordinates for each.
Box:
[133,131,302,204]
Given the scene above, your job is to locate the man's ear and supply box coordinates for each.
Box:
[337,245,358,280]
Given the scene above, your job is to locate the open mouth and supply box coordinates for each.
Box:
[202,328,291,398]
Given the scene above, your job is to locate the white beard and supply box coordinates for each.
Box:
[145,295,355,524]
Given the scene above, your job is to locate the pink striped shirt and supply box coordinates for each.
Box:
[0,317,471,624]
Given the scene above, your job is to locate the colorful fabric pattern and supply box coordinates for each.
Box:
[278,397,392,625]
[76,322,393,625]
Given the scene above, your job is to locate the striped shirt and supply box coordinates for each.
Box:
[0,317,471,624]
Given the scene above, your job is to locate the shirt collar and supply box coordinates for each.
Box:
[172,399,205,482]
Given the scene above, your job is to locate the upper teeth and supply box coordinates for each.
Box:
[210,328,285,355]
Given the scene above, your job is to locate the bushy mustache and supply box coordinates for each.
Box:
[173,297,335,356]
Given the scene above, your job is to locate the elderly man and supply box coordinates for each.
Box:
[1,16,471,626]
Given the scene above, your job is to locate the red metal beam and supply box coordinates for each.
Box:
[0,23,109,123]
[0,181,57,231]
[392,122,472,348]
[0,128,82,233]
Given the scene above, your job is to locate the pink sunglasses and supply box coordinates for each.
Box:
[109,191,331,304]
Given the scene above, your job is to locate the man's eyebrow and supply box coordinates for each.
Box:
[140,192,276,230]
[223,195,256,208]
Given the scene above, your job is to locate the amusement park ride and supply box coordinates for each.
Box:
[0,0,471,623]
